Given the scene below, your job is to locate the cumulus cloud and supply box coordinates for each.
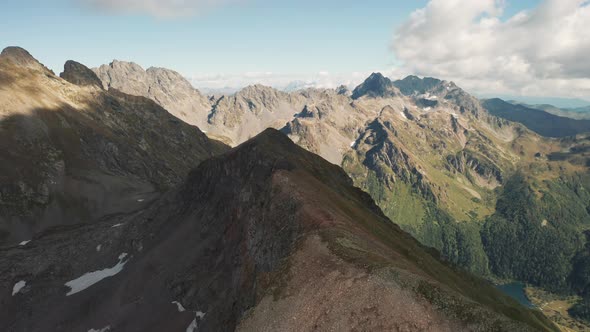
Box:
[393,0,590,98]
[78,0,242,18]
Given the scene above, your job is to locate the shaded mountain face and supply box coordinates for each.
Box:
[483,98,590,137]
[0,48,227,246]
[0,129,556,332]
[351,72,401,99]
[60,60,103,88]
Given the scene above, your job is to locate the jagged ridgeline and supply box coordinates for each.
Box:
[90,62,590,323]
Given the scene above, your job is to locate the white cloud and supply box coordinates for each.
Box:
[78,0,242,18]
[392,0,590,98]
[187,70,402,93]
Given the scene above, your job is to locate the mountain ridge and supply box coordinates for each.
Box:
[0,127,557,331]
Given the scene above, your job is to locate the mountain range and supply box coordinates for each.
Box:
[508,101,590,121]
[89,57,590,330]
[3,46,590,331]
[482,98,590,137]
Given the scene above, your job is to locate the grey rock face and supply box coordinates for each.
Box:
[94,60,212,129]
[60,60,103,88]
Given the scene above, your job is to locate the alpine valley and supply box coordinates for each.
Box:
[2,47,590,332]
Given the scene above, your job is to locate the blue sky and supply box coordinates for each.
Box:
[1,0,537,74]
[1,0,588,104]
[1,0,424,74]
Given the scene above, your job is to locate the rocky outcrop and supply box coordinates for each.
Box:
[60,60,103,88]
[446,150,503,188]
[361,120,437,201]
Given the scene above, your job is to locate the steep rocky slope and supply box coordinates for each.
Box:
[0,47,227,246]
[0,129,557,332]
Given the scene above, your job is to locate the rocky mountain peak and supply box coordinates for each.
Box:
[351,72,401,99]
[1,47,39,66]
[60,60,103,88]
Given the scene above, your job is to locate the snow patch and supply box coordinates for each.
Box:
[423,107,432,112]
[19,240,31,246]
[65,253,129,296]
[172,301,186,312]
[400,111,408,120]
[96,244,102,252]
[88,326,111,332]
[137,199,144,202]
[185,311,206,332]
[186,319,198,332]
[12,280,26,295]
[111,223,123,228]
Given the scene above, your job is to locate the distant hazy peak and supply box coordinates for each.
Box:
[60,60,103,88]
[336,84,350,96]
[235,84,288,100]
[351,72,401,100]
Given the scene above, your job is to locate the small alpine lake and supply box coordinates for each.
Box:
[496,282,535,308]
